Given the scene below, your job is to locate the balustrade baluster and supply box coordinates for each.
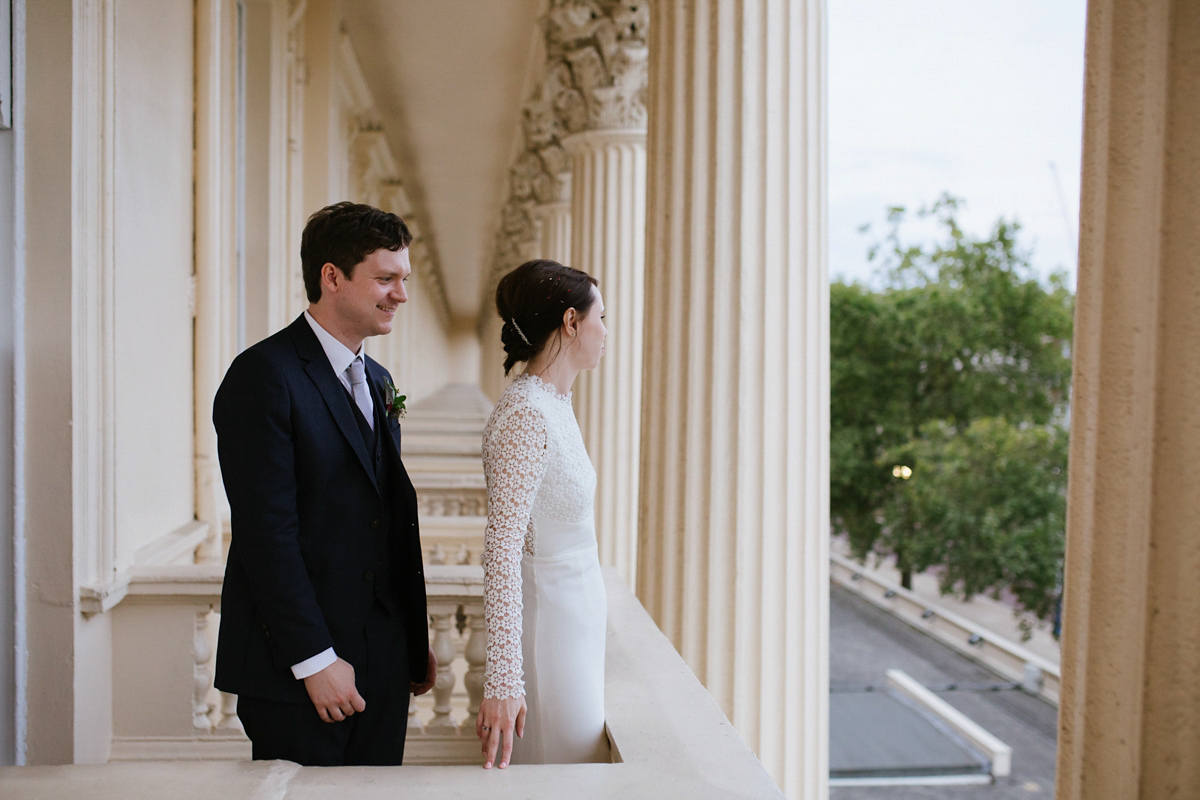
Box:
[215,692,243,733]
[427,604,459,729]
[463,601,486,718]
[408,692,422,731]
[193,610,215,732]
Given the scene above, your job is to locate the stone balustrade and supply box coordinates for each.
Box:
[110,564,248,760]
[420,515,486,566]
[18,565,781,797]
[405,566,488,765]
[109,564,491,765]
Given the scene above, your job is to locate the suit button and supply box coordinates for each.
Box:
[364,571,375,582]
[370,519,380,530]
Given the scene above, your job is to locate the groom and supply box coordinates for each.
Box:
[214,201,435,765]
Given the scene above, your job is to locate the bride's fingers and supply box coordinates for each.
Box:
[499,720,515,768]
[516,705,526,738]
[484,724,501,769]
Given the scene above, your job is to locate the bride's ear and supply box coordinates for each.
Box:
[563,308,578,337]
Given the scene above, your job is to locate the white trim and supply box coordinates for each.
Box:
[194,0,236,564]
[78,521,212,615]
[887,668,1013,778]
[71,0,117,586]
[830,774,992,787]
[10,0,24,765]
[266,0,305,334]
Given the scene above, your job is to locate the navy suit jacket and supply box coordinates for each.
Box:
[213,315,429,704]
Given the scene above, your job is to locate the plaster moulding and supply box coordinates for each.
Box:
[78,521,211,616]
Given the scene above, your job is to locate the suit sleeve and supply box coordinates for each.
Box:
[214,349,334,669]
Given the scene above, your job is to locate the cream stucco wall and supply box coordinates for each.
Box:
[112,0,196,568]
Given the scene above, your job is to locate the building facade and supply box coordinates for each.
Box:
[0,1,1196,799]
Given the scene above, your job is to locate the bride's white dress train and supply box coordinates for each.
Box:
[481,373,609,764]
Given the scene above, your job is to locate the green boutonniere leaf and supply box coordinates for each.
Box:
[383,376,406,421]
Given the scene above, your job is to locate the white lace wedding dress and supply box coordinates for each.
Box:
[481,373,609,764]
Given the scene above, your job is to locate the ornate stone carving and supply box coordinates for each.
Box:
[482,0,648,316]
[546,0,648,131]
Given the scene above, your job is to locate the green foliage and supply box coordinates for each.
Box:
[831,195,1074,621]
[879,419,1068,622]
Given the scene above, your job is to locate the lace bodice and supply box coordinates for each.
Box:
[481,373,597,698]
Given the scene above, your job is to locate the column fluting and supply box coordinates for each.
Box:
[637,2,828,797]
[565,132,646,587]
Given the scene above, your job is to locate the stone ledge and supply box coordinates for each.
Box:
[1,760,769,799]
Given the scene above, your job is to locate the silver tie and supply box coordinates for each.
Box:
[346,358,374,431]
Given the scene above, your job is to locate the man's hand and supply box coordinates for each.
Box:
[303,658,366,723]
[410,646,437,696]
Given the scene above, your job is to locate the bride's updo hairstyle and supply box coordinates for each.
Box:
[496,259,599,376]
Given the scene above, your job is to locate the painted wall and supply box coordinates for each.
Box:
[112,0,196,567]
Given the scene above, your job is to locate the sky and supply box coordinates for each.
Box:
[829,0,1088,288]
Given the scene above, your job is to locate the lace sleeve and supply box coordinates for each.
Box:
[481,403,549,699]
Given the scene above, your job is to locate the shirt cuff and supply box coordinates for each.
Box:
[291,647,337,679]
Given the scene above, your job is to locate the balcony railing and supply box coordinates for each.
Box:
[830,552,1061,705]
[91,563,783,798]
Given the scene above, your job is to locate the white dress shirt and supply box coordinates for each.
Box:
[290,312,372,679]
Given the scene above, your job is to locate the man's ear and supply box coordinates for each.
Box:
[321,262,341,293]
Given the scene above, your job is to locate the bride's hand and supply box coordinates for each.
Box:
[476,695,526,769]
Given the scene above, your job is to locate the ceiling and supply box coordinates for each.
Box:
[342,0,543,323]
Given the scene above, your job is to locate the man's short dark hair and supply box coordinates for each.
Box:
[300,202,413,303]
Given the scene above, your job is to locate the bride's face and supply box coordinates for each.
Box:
[568,286,606,370]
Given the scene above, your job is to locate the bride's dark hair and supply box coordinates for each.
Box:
[495,259,599,376]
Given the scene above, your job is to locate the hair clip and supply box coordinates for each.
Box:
[510,318,532,347]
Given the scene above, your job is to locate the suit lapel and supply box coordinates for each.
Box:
[288,316,380,494]
[365,358,401,463]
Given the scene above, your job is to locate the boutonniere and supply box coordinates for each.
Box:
[383,376,406,422]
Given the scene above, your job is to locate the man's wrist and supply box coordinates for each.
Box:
[291,647,337,679]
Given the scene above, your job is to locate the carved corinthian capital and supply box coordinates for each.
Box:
[483,0,649,313]
[546,0,649,132]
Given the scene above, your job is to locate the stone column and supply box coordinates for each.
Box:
[545,1,650,587]
[565,132,645,585]
[531,172,572,265]
[1056,2,1200,799]
[637,2,827,798]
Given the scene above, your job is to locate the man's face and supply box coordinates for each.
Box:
[329,247,410,342]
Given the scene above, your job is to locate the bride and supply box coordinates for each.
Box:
[475,259,609,769]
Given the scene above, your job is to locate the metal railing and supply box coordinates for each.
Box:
[830,553,1060,706]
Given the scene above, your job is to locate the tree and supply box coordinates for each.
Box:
[831,195,1073,619]
[878,418,1068,623]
